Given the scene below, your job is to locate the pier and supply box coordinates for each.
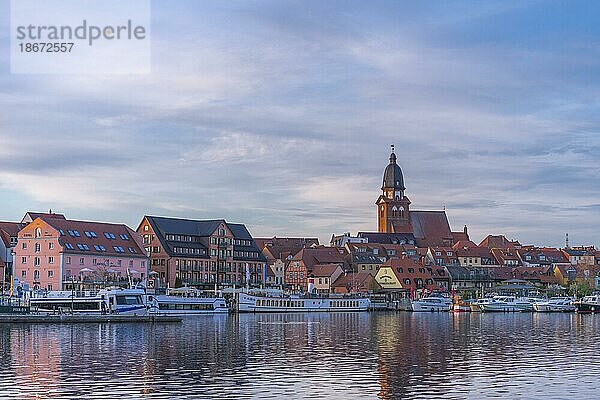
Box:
[0,314,182,324]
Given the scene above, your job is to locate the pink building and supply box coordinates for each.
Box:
[14,213,148,291]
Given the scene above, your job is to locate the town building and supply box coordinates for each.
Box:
[14,212,147,291]
[257,237,319,287]
[286,246,348,292]
[0,221,24,291]
[329,232,367,248]
[562,246,597,266]
[332,272,381,294]
[311,264,344,294]
[137,216,266,290]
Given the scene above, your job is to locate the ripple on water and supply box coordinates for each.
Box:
[1,313,600,399]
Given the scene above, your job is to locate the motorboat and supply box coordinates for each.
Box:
[237,292,371,312]
[411,296,451,312]
[574,295,600,313]
[478,296,533,312]
[469,297,494,312]
[533,297,575,312]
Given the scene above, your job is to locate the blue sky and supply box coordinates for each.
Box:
[1,0,599,247]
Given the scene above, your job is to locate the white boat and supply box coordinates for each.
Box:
[533,297,575,312]
[237,292,370,312]
[574,295,600,313]
[411,296,451,312]
[479,296,533,312]
[469,298,494,312]
[149,295,228,314]
[29,288,148,315]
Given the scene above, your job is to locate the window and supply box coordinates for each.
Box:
[34,270,40,280]
[48,270,54,277]
[144,225,149,231]
[80,258,84,265]
[49,243,54,250]
[22,242,27,249]
[35,227,41,238]
[65,243,74,250]
[66,256,71,264]
[35,243,41,252]
[34,257,40,266]
[84,231,98,238]
[21,257,26,264]
[119,234,129,240]
[21,270,26,278]
[49,256,54,264]
[104,232,116,240]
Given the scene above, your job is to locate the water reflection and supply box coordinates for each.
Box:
[1,313,600,399]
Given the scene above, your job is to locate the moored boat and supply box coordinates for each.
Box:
[574,295,600,313]
[29,288,148,315]
[237,292,370,312]
[148,294,228,315]
[479,296,533,312]
[533,297,575,312]
[411,296,451,312]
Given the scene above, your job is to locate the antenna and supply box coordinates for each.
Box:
[391,144,395,153]
[565,233,569,249]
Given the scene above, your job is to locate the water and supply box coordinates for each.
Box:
[1,312,599,399]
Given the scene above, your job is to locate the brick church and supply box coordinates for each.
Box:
[363,145,468,247]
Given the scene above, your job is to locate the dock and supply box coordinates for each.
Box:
[0,314,182,324]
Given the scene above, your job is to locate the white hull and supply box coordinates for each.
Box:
[533,303,575,312]
[237,293,370,312]
[411,302,450,312]
[150,295,229,315]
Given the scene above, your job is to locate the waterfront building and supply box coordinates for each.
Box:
[311,264,344,294]
[286,246,349,292]
[445,265,494,292]
[0,221,24,291]
[137,216,266,290]
[14,212,147,291]
[331,272,381,294]
[453,242,497,268]
[490,248,522,267]
[375,257,441,298]
[257,237,319,288]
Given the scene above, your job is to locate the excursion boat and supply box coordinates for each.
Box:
[0,298,30,314]
[237,292,371,312]
[148,288,228,315]
[574,295,600,313]
[533,297,575,313]
[29,288,148,315]
[479,296,533,312]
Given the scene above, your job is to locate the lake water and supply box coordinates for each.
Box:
[1,312,599,399]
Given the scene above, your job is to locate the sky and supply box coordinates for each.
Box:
[1,0,599,247]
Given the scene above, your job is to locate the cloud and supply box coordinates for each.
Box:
[0,1,599,246]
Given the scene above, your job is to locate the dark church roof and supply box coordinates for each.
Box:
[382,151,405,190]
[409,211,453,247]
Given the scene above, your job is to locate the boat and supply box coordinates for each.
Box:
[451,299,473,312]
[236,292,371,312]
[478,296,533,312]
[574,295,600,313]
[0,298,30,314]
[29,288,148,315]
[148,288,228,315]
[411,296,451,312]
[533,297,575,312]
[469,298,494,312]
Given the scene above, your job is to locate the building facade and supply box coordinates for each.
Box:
[14,213,147,291]
[138,216,266,289]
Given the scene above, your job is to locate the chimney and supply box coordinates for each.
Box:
[463,225,468,235]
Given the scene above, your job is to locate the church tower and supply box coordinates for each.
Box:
[376,145,411,233]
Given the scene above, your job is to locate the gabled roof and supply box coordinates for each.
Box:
[332,272,380,290]
[409,211,453,247]
[22,212,66,224]
[310,264,342,277]
[479,235,521,250]
[31,217,145,258]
